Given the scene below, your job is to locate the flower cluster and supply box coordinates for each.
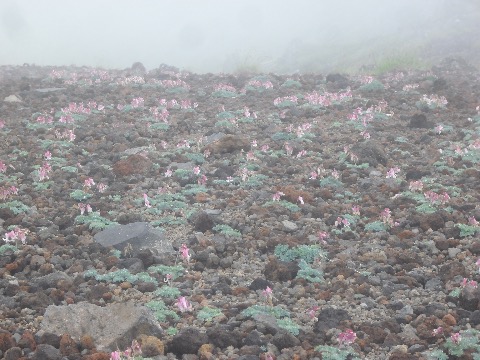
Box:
[149,106,169,122]
[0,185,18,200]
[304,88,352,106]
[272,191,284,201]
[402,83,419,92]
[176,296,193,312]
[245,79,273,90]
[78,203,93,215]
[424,190,450,205]
[338,329,357,346]
[214,83,236,93]
[54,129,76,142]
[273,95,298,106]
[409,180,424,192]
[335,217,351,230]
[110,340,142,360]
[262,286,273,306]
[3,227,28,245]
[131,97,144,108]
[386,167,400,179]
[420,94,448,108]
[380,208,399,228]
[37,162,52,181]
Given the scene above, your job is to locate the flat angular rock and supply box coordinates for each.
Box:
[38,301,163,352]
[93,222,173,254]
[4,94,22,102]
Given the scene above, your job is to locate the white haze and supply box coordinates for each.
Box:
[0,0,478,73]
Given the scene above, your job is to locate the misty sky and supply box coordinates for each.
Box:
[0,0,477,73]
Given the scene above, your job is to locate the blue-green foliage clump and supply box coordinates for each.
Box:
[456,224,479,237]
[212,90,238,98]
[359,80,384,92]
[281,79,302,88]
[296,260,324,283]
[314,345,361,360]
[75,212,119,230]
[146,300,179,322]
[70,189,93,201]
[425,329,480,359]
[144,192,188,214]
[84,264,184,285]
[241,305,299,335]
[148,264,185,280]
[197,307,223,322]
[319,176,343,188]
[153,286,181,299]
[364,220,388,232]
[84,268,158,284]
[263,200,301,212]
[274,244,325,263]
[0,200,30,215]
[213,224,242,238]
[0,244,18,255]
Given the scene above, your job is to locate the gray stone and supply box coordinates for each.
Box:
[31,344,61,360]
[4,95,22,103]
[38,301,163,352]
[34,88,66,93]
[4,346,23,360]
[282,220,298,232]
[94,222,172,254]
[169,327,208,356]
[31,271,73,290]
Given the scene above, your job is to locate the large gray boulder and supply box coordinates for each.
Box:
[93,222,173,254]
[38,301,163,352]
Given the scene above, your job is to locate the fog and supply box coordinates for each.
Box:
[0,0,479,73]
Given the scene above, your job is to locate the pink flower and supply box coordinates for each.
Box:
[165,169,173,177]
[272,192,284,201]
[308,305,319,319]
[180,243,191,263]
[176,296,193,312]
[435,125,444,134]
[360,131,370,139]
[44,151,52,160]
[298,196,304,205]
[193,166,201,175]
[262,286,273,301]
[246,151,256,161]
[164,273,172,285]
[3,230,17,243]
[468,216,479,227]
[338,329,356,346]
[432,327,443,336]
[84,178,95,188]
[97,183,108,193]
[284,143,293,156]
[476,258,480,268]
[352,205,360,216]
[450,332,461,345]
[317,231,328,243]
[409,180,424,192]
[386,167,400,178]
[143,193,151,208]
[0,161,7,173]
[197,174,207,185]
[110,351,121,360]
